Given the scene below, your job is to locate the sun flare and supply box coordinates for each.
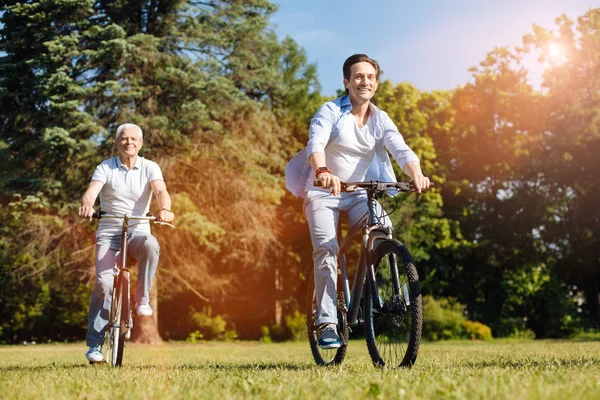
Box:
[549,43,562,59]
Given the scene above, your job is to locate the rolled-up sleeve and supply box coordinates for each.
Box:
[306,102,336,157]
[381,113,419,170]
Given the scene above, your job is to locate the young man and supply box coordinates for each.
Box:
[78,123,174,362]
[286,54,430,348]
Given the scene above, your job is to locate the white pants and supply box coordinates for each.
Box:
[304,190,391,326]
[86,233,160,347]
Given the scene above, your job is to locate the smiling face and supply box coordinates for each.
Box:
[116,127,143,158]
[344,61,379,105]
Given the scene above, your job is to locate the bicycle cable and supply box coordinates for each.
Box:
[373,188,400,225]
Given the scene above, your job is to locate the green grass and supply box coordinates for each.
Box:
[1,339,599,399]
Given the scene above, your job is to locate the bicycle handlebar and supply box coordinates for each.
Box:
[91,211,175,229]
[313,180,434,193]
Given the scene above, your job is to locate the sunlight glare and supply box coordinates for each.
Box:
[549,42,562,60]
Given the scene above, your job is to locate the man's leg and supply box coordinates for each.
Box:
[345,192,392,231]
[86,245,117,352]
[128,233,160,308]
[304,190,341,327]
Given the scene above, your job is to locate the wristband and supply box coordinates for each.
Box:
[160,208,171,213]
[315,166,331,179]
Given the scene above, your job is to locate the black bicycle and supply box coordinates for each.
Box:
[306,181,425,368]
[90,211,174,367]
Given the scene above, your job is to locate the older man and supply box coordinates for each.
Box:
[286,54,430,348]
[78,123,174,362]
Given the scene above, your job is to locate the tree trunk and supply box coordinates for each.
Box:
[275,266,282,326]
[131,278,163,344]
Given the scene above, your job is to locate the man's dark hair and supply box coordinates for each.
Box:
[342,54,381,81]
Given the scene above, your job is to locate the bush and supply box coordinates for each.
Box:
[422,296,467,341]
[259,311,307,343]
[285,310,306,342]
[259,324,287,342]
[494,317,534,339]
[259,326,272,343]
[464,320,493,340]
[188,307,237,341]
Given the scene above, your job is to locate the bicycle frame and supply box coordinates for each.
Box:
[339,189,393,326]
[114,215,132,333]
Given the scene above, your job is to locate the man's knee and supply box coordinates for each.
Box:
[144,236,160,254]
[95,273,114,294]
[313,238,339,267]
[133,235,160,257]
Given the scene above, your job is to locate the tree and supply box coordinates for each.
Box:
[0,0,324,342]
[521,9,600,330]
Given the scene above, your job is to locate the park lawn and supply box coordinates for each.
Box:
[0,339,599,399]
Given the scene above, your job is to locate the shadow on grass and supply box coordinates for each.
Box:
[0,364,91,373]
[459,356,599,369]
[1,362,316,373]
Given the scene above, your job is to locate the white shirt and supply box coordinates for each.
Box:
[324,114,376,182]
[285,95,419,198]
[91,156,164,248]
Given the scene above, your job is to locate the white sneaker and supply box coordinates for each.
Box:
[136,303,153,316]
[86,345,103,362]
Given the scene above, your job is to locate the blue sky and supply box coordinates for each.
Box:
[271,0,597,96]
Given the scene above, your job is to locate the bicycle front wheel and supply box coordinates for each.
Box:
[364,239,422,368]
[306,276,349,366]
[107,273,128,367]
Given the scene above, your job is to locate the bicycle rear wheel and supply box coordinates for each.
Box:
[364,239,422,368]
[306,276,349,366]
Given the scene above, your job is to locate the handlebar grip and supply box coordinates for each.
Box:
[92,211,105,219]
[313,180,323,187]
[405,181,435,191]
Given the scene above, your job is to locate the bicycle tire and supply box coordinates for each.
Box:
[109,274,124,367]
[115,271,130,367]
[364,239,422,368]
[306,275,349,366]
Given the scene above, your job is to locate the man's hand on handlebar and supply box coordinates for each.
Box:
[411,174,431,194]
[318,172,342,196]
[157,209,174,223]
[78,205,96,221]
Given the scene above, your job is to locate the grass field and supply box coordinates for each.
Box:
[1,339,599,399]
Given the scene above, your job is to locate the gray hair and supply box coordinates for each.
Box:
[115,123,143,140]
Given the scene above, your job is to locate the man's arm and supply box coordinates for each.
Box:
[402,161,430,193]
[309,152,341,196]
[151,180,174,223]
[78,181,104,220]
[381,113,430,193]
[307,102,343,195]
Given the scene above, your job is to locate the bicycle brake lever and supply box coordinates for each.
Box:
[154,221,175,229]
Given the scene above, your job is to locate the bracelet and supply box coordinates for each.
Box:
[160,207,172,213]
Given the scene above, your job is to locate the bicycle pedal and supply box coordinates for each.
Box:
[89,360,107,365]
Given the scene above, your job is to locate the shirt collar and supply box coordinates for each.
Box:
[339,95,380,120]
[340,95,352,109]
[115,156,141,170]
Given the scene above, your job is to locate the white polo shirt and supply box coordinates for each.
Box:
[91,156,164,249]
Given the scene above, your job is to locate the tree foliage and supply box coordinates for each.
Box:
[0,1,599,342]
